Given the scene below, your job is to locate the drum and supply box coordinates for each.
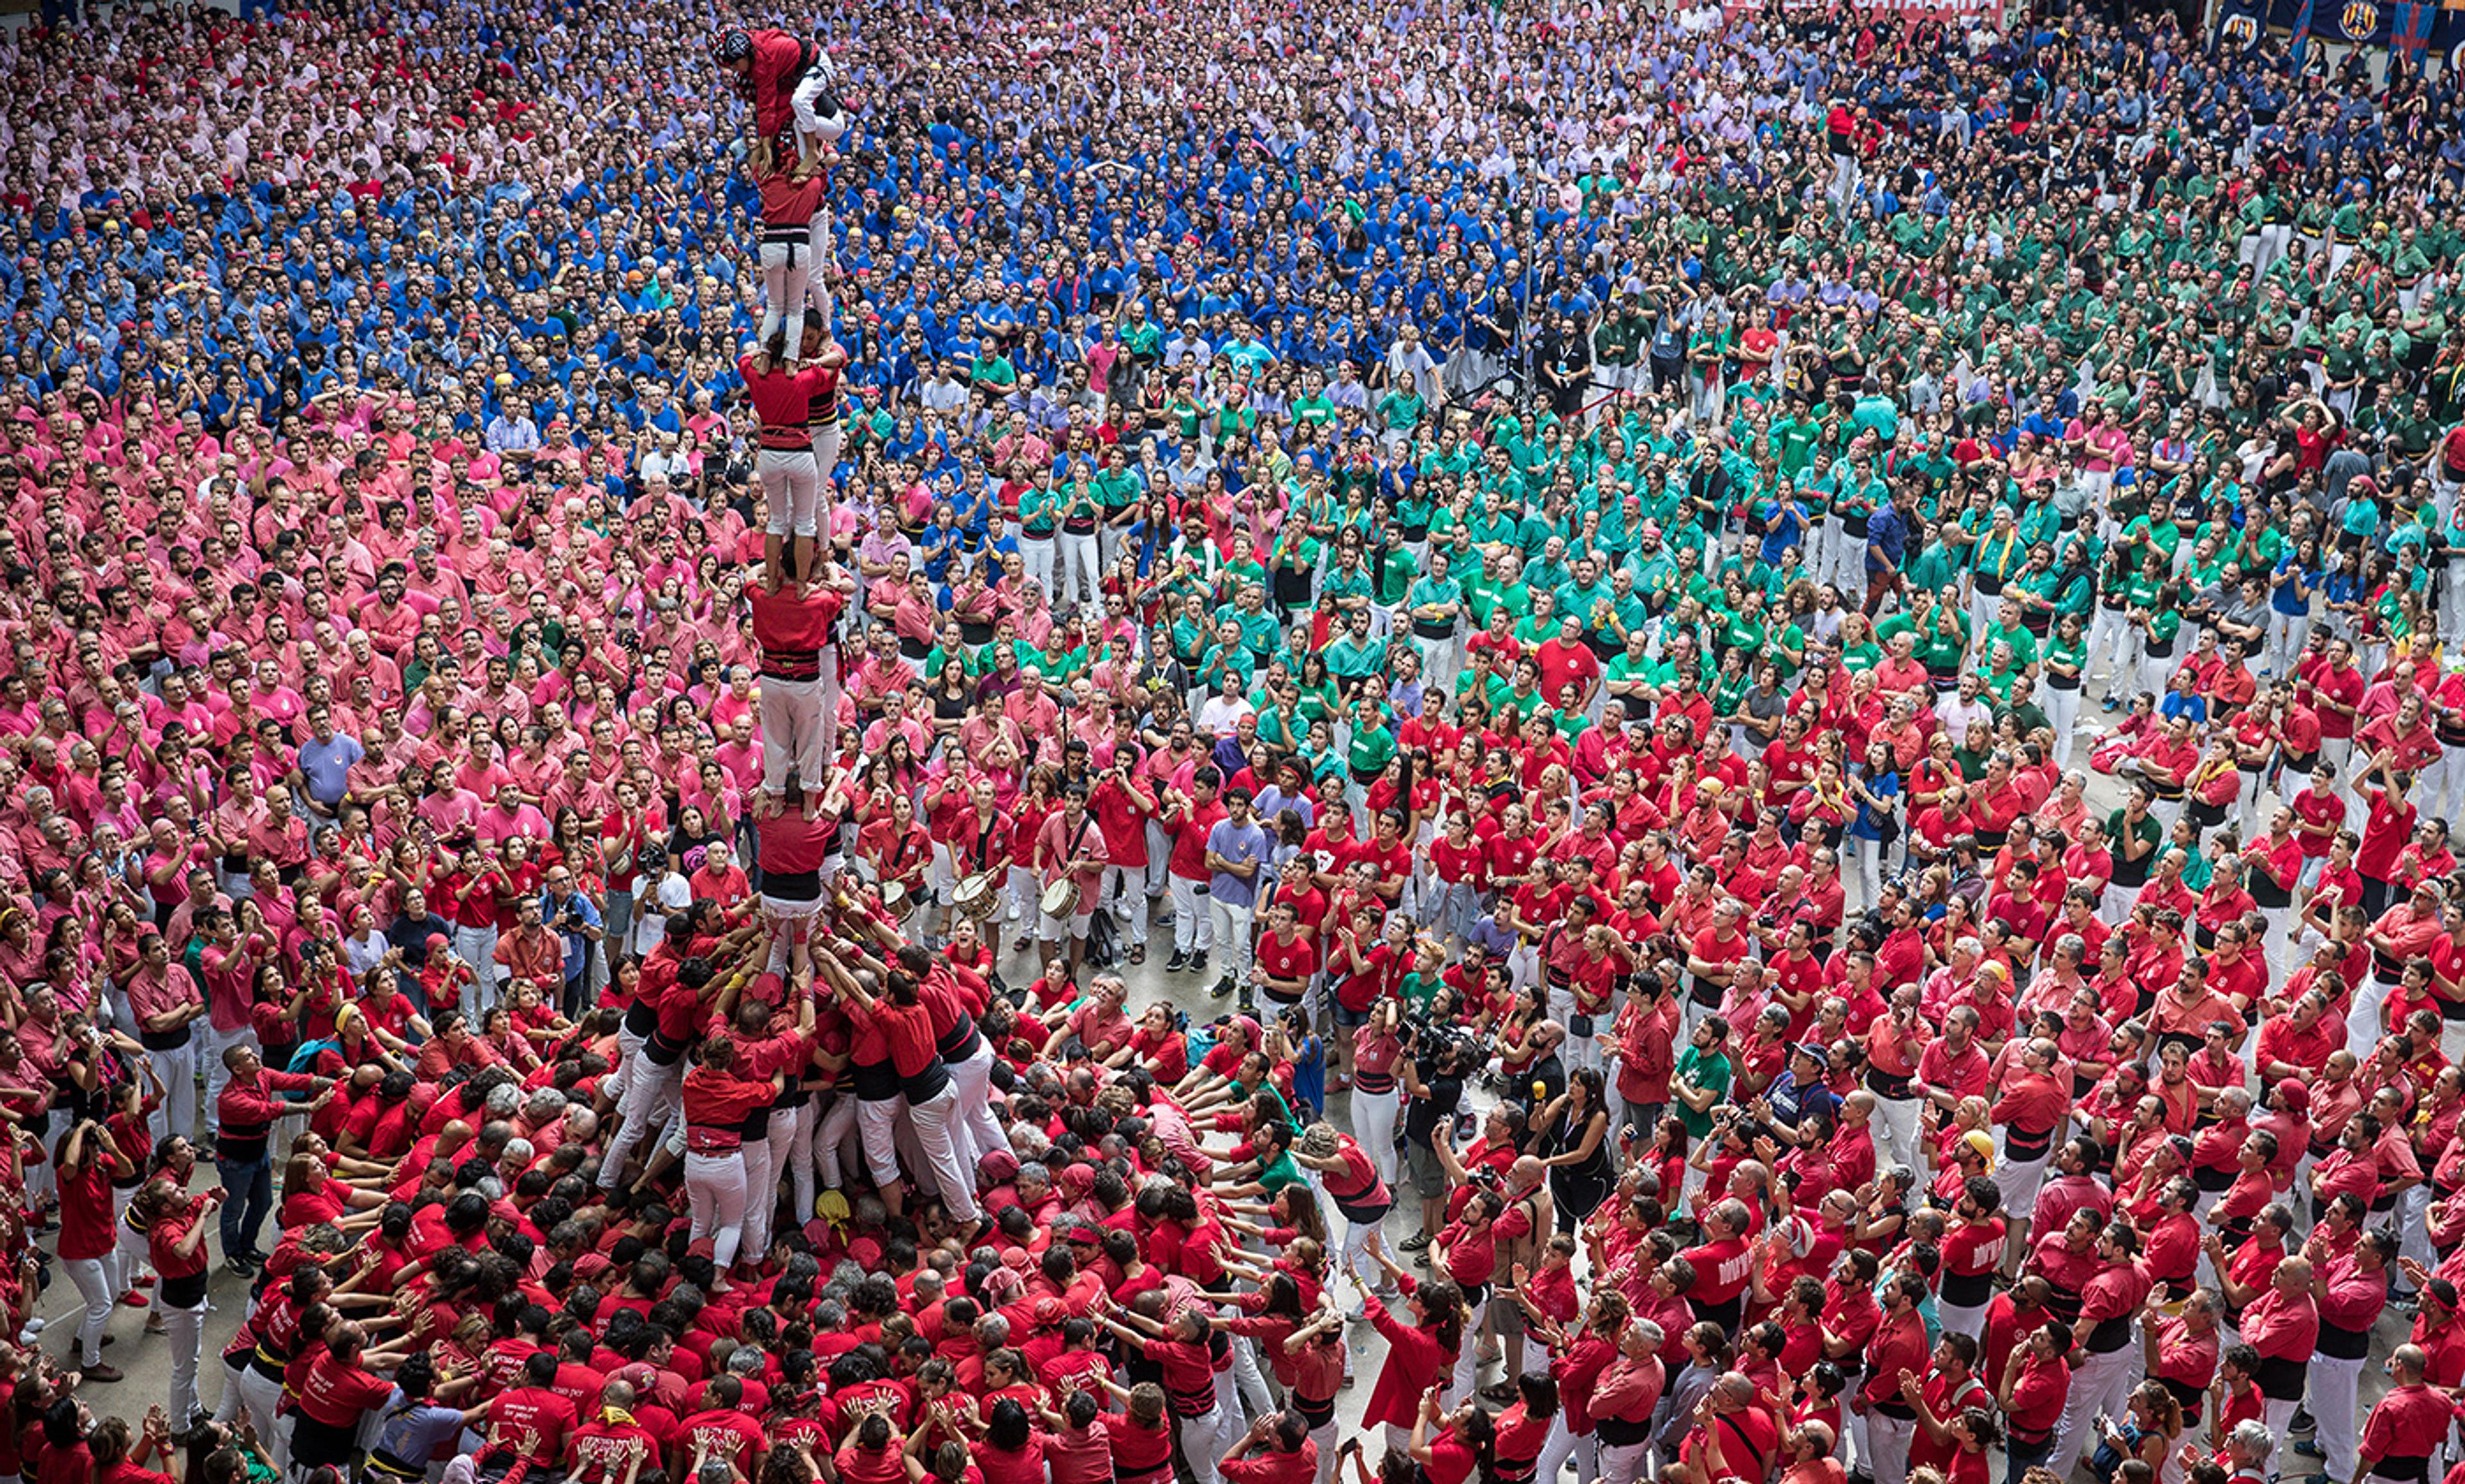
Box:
[953,871,999,921]
[1038,877,1082,920]
[879,879,909,915]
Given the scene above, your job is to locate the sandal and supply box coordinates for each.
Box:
[1128,943,1146,965]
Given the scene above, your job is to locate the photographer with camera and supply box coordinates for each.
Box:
[1399,1016,1473,1254]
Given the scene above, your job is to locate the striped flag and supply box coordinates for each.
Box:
[2289,0,2321,56]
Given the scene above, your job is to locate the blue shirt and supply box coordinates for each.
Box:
[1205,816,1273,908]
[296,733,367,807]
[540,889,603,980]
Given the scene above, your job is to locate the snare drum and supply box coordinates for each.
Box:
[879,879,910,915]
[1038,877,1082,920]
[953,871,999,921]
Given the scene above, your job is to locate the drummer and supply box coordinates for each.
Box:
[1033,782,1111,975]
[940,776,1011,945]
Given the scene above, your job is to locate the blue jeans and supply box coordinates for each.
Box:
[216,1155,273,1259]
[2007,1436,2052,1484]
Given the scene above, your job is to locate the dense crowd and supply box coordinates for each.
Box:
[11,3,2465,1484]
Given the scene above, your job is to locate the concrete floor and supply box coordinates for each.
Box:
[34,693,2402,1468]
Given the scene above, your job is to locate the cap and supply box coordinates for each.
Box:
[2276,1079,2310,1114]
[1960,1130,1996,1169]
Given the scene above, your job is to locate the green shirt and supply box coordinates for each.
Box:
[1673,1046,1733,1137]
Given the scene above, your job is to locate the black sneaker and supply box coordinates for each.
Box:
[1165,949,1189,973]
[1187,953,1208,979]
[1209,974,1236,999]
[224,1256,255,1277]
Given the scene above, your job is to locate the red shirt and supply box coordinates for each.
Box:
[295,1350,398,1427]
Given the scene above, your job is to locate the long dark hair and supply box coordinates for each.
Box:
[1418,1278,1468,1358]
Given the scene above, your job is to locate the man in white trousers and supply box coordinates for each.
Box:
[901,942,1006,1173]
[822,948,982,1229]
[1092,1306,1237,1484]
[2303,1230,2396,1484]
[1855,1273,1933,1484]
[1203,786,1273,1001]
[747,576,845,802]
[1587,1319,1666,1484]
[596,954,705,1195]
[2048,1223,2153,1480]
[123,926,205,1144]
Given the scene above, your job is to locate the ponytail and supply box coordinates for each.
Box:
[1463,1408,1498,1484]
[1421,1279,1467,1359]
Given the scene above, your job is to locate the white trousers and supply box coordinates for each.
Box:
[236,1360,291,1474]
[761,671,832,795]
[944,1043,1006,1180]
[1022,535,1056,597]
[1354,1083,1400,1187]
[454,923,500,1017]
[741,1107,799,1262]
[1169,875,1215,956]
[2043,684,2082,770]
[684,1148,750,1270]
[146,1037,199,1145]
[757,241,809,359]
[759,447,822,538]
[1598,1437,1652,1484]
[1865,1410,1917,1484]
[1534,1415,1598,1484]
[62,1253,117,1366]
[2310,1351,2364,1481]
[1937,1297,1989,1344]
[1208,895,1256,980]
[1059,530,1100,609]
[905,1084,980,1221]
[598,1057,683,1190]
[165,1298,207,1426]
[2351,975,2400,1057]
[1177,1401,1233,1484]
[1874,1094,1921,1176]
[853,1094,905,1190]
[2050,1341,2137,1478]
[2425,743,2465,829]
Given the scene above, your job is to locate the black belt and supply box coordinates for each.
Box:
[935,1014,979,1061]
[2374,1458,2432,1482]
[1865,1069,1914,1099]
[2087,1315,2132,1353]
[759,654,823,682]
[139,1026,194,1051]
[2319,1320,2373,1359]
[765,867,822,897]
[2005,1124,2055,1161]
[2257,1352,2310,1398]
[685,1125,745,1154]
[1942,1269,1993,1307]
